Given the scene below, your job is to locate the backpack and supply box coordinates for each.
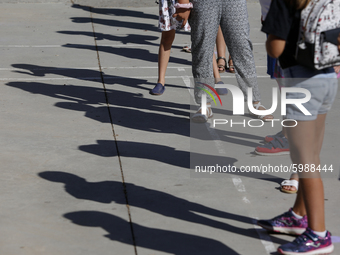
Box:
[295,0,340,70]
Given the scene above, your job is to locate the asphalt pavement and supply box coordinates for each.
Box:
[0,1,339,255]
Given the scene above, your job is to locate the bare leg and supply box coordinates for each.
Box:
[158,30,176,86]
[286,114,327,232]
[216,26,227,73]
[213,52,221,82]
[228,55,235,73]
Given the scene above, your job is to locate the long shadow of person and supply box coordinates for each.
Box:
[70,17,159,32]
[58,31,184,50]
[6,78,271,145]
[71,4,159,20]
[62,43,191,65]
[11,64,151,86]
[79,140,238,169]
[68,8,190,35]
[39,171,286,245]
[58,31,164,47]
[78,140,282,182]
[6,80,191,137]
[64,211,240,255]
[10,64,187,90]
[8,65,282,150]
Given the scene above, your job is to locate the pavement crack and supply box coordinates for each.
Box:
[89,8,138,255]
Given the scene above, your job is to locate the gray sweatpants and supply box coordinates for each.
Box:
[189,0,261,104]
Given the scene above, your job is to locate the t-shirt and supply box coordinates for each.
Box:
[261,0,301,69]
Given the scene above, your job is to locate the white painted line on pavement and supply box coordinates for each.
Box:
[0,67,101,71]
[181,76,193,97]
[182,75,276,254]
[102,66,266,69]
[0,43,265,48]
[0,75,270,82]
[253,223,277,254]
[0,45,62,48]
[0,66,267,71]
[232,177,247,192]
[0,77,102,81]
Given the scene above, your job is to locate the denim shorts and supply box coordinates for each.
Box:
[282,65,338,121]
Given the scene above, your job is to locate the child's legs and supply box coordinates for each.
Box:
[286,114,327,232]
[220,0,260,102]
[158,30,176,85]
[300,177,325,232]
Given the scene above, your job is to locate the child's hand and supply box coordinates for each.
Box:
[173,8,190,28]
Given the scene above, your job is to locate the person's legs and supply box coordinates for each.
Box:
[158,30,176,86]
[257,117,327,236]
[220,0,260,102]
[228,55,235,73]
[213,52,221,82]
[276,117,333,254]
[259,67,336,253]
[216,26,227,73]
[220,0,273,120]
[286,114,327,232]
[190,0,221,105]
[213,52,229,96]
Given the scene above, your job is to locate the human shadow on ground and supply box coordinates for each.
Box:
[8,65,283,171]
[6,73,266,149]
[78,140,281,182]
[58,31,163,47]
[39,171,287,247]
[11,64,144,84]
[62,43,191,66]
[71,17,159,32]
[71,4,159,20]
[79,140,237,169]
[69,6,189,35]
[57,31,184,50]
[64,210,240,255]
[5,79,191,137]
[11,64,187,90]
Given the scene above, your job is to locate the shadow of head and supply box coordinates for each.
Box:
[64,210,239,255]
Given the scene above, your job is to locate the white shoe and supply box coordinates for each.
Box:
[250,102,274,122]
[191,105,213,123]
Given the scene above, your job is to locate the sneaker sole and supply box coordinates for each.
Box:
[150,92,164,95]
[257,222,306,235]
[191,114,213,123]
[254,150,290,156]
[272,226,306,235]
[277,244,334,255]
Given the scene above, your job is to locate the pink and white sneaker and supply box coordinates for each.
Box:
[257,208,307,235]
[278,228,334,255]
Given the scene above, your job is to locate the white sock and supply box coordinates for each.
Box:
[313,230,327,238]
[291,210,303,219]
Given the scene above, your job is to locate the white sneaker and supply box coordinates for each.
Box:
[191,105,213,123]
